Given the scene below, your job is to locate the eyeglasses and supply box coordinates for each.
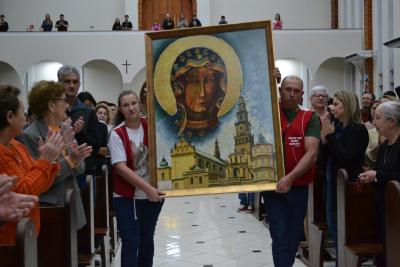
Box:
[58,98,68,103]
[313,94,328,99]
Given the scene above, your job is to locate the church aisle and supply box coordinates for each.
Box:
[113,193,306,266]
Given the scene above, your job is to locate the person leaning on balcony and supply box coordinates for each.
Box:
[122,15,133,31]
[55,14,69,31]
[41,13,53,31]
[112,18,122,31]
[162,13,175,30]
[0,14,9,32]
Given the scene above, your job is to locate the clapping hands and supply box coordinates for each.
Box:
[69,143,92,164]
[320,115,335,143]
[0,175,38,221]
[38,130,64,163]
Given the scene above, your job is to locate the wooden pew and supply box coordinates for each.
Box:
[307,169,329,267]
[336,169,382,267]
[107,164,119,260]
[38,188,78,267]
[0,218,38,267]
[78,175,95,267]
[385,180,400,267]
[94,165,110,267]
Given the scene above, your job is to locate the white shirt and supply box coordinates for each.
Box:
[108,122,150,199]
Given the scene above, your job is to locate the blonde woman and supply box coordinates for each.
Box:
[320,90,369,262]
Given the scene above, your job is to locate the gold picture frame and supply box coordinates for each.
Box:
[145,21,284,197]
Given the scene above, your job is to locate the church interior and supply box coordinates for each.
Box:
[0,0,400,266]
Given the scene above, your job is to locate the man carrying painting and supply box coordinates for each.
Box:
[261,75,320,267]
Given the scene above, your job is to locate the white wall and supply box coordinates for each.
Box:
[197,0,211,26]
[128,67,146,95]
[27,61,62,83]
[1,0,330,31]
[273,30,363,76]
[394,0,400,89]
[82,60,123,104]
[0,31,145,85]
[0,0,124,31]
[0,29,363,105]
[0,62,20,87]
[24,61,63,105]
[0,62,21,100]
[209,0,331,28]
[371,0,400,96]
[275,59,310,107]
[313,58,356,97]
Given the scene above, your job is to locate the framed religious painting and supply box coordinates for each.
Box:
[145,21,284,197]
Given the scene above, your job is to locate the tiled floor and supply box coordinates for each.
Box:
[112,193,307,266]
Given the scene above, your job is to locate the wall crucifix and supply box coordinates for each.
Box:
[122,60,132,74]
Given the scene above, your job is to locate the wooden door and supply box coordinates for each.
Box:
[140,0,195,30]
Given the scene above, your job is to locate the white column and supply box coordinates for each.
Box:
[197,0,211,26]
[381,0,390,91]
[125,0,138,30]
[338,0,347,28]
[372,0,383,96]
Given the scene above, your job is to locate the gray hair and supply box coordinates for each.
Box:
[309,85,329,99]
[281,75,303,90]
[377,100,400,127]
[57,65,80,81]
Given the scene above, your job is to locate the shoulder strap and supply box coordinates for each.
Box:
[115,125,134,170]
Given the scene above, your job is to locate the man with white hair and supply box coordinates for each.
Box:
[58,65,100,188]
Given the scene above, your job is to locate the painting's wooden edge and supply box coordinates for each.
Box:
[264,21,285,179]
[146,20,272,40]
[144,33,158,187]
[146,20,284,194]
[163,183,277,197]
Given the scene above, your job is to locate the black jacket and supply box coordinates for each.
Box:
[162,18,174,30]
[67,99,100,171]
[323,122,368,181]
[0,21,9,32]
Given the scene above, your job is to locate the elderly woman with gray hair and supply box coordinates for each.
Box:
[309,85,330,118]
[359,101,400,259]
[18,81,92,230]
[309,86,330,172]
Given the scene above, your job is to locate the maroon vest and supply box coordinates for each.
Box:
[112,117,148,198]
[280,107,317,186]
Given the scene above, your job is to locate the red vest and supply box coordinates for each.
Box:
[112,117,148,198]
[280,107,316,186]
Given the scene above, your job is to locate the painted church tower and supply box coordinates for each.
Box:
[234,96,254,154]
[226,96,254,182]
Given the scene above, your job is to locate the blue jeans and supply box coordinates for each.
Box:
[325,167,337,245]
[113,197,163,267]
[262,186,308,267]
[238,192,255,206]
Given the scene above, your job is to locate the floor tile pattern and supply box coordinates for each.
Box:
[112,193,309,267]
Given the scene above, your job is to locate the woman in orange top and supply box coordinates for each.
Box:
[0,84,64,245]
